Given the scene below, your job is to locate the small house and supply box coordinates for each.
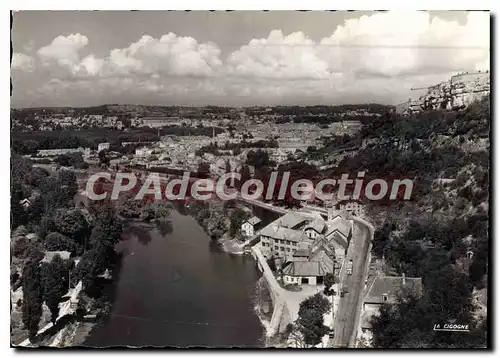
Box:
[360,273,423,336]
[337,199,365,217]
[241,216,262,237]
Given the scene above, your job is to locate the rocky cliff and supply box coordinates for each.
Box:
[397,71,490,114]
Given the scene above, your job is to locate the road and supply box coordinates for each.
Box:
[331,220,372,348]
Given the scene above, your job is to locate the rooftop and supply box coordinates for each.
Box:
[278,212,309,230]
[305,219,326,234]
[325,215,352,240]
[245,216,262,226]
[282,261,327,277]
[364,275,423,305]
[260,226,305,243]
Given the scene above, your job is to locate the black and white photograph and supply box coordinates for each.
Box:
[9,9,491,349]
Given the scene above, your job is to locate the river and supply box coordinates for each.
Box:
[84,209,265,347]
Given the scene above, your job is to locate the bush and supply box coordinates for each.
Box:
[12,236,30,257]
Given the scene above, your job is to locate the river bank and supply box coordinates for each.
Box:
[180,200,254,254]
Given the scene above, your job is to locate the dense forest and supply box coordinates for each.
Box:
[11,154,124,342]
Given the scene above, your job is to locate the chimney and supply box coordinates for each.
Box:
[402,273,406,286]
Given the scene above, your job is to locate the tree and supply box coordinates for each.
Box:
[21,261,43,341]
[297,308,329,346]
[98,150,109,166]
[197,161,211,178]
[55,152,87,169]
[53,209,90,249]
[370,265,482,348]
[11,184,26,229]
[140,202,172,223]
[44,232,76,252]
[91,201,123,246]
[12,236,30,258]
[73,248,108,297]
[296,293,331,346]
[117,197,141,218]
[469,255,487,287]
[58,169,78,201]
[229,208,250,237]
[22,243,44,263]
[246,149,270,169]
[40,255,70,322]
[238,165,252,190]
[323,273,336,295]
[299,292,331,315]
[38,174,75,214]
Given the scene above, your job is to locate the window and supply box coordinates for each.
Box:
[280,246,285,251]
[286,248,290,252]
[383,294,388,302]
[274,246,278,250]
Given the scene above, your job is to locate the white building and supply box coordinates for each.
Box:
[98,142,110,152]
[135,146,153,158]
[41,251,71,264]
[282,245,335,286]
[259,213,309,259]
[338,200,365,217]
[241,216,262,237]
[259,209,352,273]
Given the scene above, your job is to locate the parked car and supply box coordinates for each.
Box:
[346,259,353,275]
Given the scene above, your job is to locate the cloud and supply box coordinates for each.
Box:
[227,11,490,80]
[72,33,223,78]
[226,30,332,80]
[12,11,490,107]
[11,53,35,72]
[37,33,89,67]
[72,55,104,77]
[319,11,489,77]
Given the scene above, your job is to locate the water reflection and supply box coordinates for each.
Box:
[127,224,153,246]
[84,209,263,347]
[156,219,173,236]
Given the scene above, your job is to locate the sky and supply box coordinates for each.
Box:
[10,10,490,108]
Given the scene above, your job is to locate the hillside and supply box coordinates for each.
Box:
[328,96,490,348]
